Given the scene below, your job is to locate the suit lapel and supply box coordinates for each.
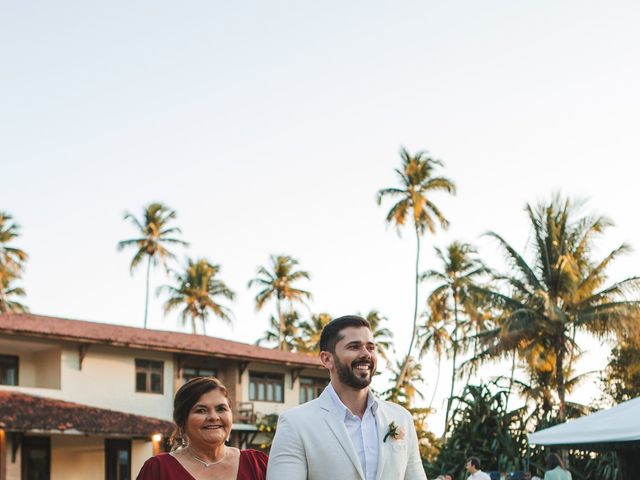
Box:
[375,401,389,480]
[319,389,366,480]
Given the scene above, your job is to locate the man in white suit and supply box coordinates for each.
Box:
[267,315,427,480]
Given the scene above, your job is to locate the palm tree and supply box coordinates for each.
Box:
[377,147,456,388]
[362,310,395,364]
[472,194,640,423]
[297,312,333,352]
[257,311,302,351]
[248,255,312,350]
[418,314,450,409]
[385,357,425,409]
[0,267,28,313]
[159,257,235,334]
[0,212,28,313]
[420,241,488,435]
[0,212,28,274]
[117,202,188,328]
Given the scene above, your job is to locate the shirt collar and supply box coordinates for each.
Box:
[326,383,379,419]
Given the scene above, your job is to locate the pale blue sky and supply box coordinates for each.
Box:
[2,1,639,433]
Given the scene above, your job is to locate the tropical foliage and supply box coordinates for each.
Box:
[384,356,425,408]
[117,202,188,328]
[0,211,28,313]
[159,257,235,335]
[470,195,640,422]
[377,146,456,388]
[248,255,311,350]
[601,341,640,403]
[256,311,303,351]
[428,383,530,478]
[296,312,333,352]
[419,241,488,435]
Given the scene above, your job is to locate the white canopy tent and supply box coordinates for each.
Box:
[528,396,640,447]
[528,396,640,480]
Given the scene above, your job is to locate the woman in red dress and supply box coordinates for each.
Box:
[137,377,268,480]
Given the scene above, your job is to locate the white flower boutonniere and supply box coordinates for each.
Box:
[383,421,406,442]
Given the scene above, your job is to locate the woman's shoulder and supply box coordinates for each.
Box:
[137,453,188,480]
[241,449,268,460]
[238,449,268,480]
[143,453,175,465]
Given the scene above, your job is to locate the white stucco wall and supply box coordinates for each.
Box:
[60,345,174,419]
[51,435,104,480]
[0,338,62,389]
[132,439,154,477]
[34,348,62,389]
[3,431,20,480]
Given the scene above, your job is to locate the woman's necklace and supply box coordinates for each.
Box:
[187,447,226,468]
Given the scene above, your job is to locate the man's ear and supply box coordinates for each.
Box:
[319,351,334,370]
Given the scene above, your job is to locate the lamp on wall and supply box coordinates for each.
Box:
[151,433,163,455]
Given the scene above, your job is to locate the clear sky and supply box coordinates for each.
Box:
[2,1,639,434]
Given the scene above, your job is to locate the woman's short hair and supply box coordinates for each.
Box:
[170,376,229,448]
[546,452,565,470]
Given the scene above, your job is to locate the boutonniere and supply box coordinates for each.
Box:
[383,421,406,442]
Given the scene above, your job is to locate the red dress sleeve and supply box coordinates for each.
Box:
[237,449,269,480]
[136,453,195,480]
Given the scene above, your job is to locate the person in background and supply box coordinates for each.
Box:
[137,377,268,480]
[543,453,572,480]
[465,456,491,480]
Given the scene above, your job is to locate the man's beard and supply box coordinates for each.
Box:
[334,355,375,389]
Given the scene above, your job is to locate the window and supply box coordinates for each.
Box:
[249,372,284,402]
[135,359,163,393]
[0,355,18,386]
[299,377,328,403]
[182,366,217,384]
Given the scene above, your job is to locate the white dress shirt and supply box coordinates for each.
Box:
[327,383,380,480]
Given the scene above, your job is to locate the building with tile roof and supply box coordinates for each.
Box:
[0,313,328,480]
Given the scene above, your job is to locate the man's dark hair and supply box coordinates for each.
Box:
[319,315,371,353]
[467,456,481,469]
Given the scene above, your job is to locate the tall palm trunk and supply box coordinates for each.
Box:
[277,298,284,350]
[428,354,442,409]
[396,225,421,389]
[556,339,568,466]
[506,351,517,409]
[144,256,151,329]
[0,287,6,313]
[556,341,567,423]
[443,293,459,439]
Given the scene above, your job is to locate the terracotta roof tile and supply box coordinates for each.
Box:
[0,390,174,436]
[0,313,322,368]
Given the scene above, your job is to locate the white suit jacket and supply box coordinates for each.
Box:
[266,388,427,480]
